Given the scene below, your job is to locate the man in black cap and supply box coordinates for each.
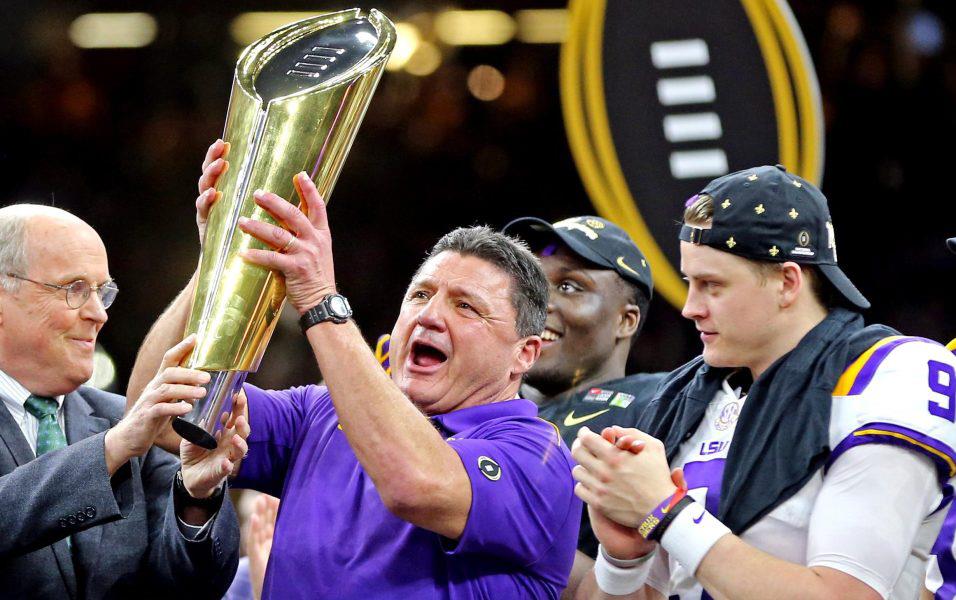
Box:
[571,165,956,600]
[502,216,666,596]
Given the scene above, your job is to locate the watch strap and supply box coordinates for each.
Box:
[174,470,225,511]
[299,294,352,333]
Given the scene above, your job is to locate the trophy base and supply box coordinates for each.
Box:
[172,370,248,451]
[173,417,218,450]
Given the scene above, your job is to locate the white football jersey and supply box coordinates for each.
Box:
[924,338,956,600]
[648,336,956,600]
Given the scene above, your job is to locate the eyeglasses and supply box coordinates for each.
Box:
[4,273,119,309]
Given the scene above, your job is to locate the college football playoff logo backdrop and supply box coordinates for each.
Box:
[561,0,823,309]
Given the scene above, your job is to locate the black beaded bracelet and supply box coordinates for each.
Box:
[648,496,695,542]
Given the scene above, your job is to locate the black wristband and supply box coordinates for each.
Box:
[174,470,225,512]
[648,495,694,542]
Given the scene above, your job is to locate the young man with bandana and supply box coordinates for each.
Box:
[572,165,956,600]
[502,216,666,596]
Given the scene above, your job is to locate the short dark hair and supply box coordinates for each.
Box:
[422,226,548,337]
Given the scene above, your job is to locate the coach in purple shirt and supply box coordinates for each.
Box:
[128,156,581,598]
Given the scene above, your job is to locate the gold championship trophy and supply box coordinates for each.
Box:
[172,9,396,449]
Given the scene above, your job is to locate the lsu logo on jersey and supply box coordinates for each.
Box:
[714,401,740,431]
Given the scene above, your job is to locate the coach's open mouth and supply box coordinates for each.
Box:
[410,340,448,368]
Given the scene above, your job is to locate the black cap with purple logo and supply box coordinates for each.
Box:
[502,215,654,299]
[679,164,870,310]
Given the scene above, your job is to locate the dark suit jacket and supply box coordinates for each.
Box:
[0,385,240,599]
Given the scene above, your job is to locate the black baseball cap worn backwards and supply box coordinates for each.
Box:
[679,164,870,310]
[502,215,654,299]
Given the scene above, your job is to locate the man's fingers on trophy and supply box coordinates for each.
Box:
[239,248,293,273]
[223,406,240,430]
[252,188,312,237]
[293,172,328,232]
[159,366,211,387]
[234,414,250,439]
[201,139,227,172]
[201,139,222,171]
[196,188,216,217]
[228,392,249,428]
[151,399,194,419]
[237,216,298,255]
[222,406,243,432]
[279,232,298,254]
[232,390,248,412]
[199,158,228,193]
[161,334,198,370]
[228,434,249,462]
[151,383,205,403]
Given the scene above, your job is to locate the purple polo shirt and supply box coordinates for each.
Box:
[234,384,581,599]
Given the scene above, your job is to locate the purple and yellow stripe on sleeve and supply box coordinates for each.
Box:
[833,336,942,397]
[375,334,391,375]
[827,422,956,482]
[947,338,956,353]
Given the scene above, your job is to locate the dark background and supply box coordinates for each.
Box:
[1,1,953,391]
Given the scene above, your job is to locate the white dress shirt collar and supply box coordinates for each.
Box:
[0,367,66,417]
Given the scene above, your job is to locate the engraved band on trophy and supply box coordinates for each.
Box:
[172,9,396,449]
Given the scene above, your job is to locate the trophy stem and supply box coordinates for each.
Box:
[172,370,248,450]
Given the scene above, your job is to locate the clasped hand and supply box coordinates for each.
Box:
[571,426,684,559]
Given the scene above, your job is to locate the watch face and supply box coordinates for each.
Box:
[329,295,349,318]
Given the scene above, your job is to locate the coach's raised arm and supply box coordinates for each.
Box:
[126,141,581,598]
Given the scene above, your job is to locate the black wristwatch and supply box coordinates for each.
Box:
[174,470,224,510]
[299,293,353,333]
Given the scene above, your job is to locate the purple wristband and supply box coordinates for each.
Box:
[638,493,674,540]
[638,491,691,541]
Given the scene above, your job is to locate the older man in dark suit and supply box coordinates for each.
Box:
[0,204,246,599]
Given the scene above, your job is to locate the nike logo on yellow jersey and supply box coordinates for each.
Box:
[564,409,611,427]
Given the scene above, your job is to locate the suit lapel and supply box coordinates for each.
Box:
[65,389,112,446]
[64,389,113,586]
[1,392,78,599]
[0,392,36,466]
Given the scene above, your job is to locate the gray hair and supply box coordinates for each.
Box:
[0,204,81,293]
[421,226,548,338]
[0,208,30,293]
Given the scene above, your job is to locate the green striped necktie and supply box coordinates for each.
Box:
[23,395,68,455]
